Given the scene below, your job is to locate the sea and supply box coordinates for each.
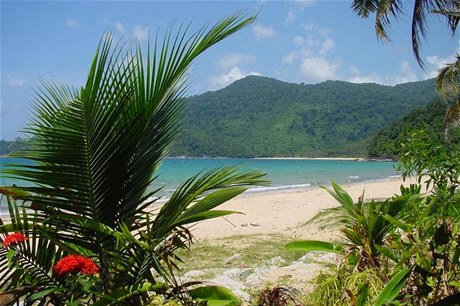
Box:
[0,157,399,197]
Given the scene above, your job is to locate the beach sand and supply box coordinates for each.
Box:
[191,177,417,241]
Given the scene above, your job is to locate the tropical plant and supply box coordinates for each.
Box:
[351,0,459,66]
[255,286,299,306]
[285,183,417,304]
[351,0,460,137]
[391,129,460,304]
[287,182,407,270]
[0,14,267,305]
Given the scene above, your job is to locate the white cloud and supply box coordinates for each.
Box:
[300,56,339,82]
[286,10,296,23]
[6,76,26,87]
[133,25,149,41]
[319,38,335,55]
[65,18,80,30]
[295,0,316,8]
[218,54,256,70]
[394,60,418,83]
[347,61,418,85]
[347,66,383,84]
[424,54,454,79]
[114,22,126,34]
[282,51,297,64]
[286,1,315,23]
[423,39,459,79]
[252,24,275,41]
[284,22,337,82]
[209,67,261,90]
[303,23,330,36]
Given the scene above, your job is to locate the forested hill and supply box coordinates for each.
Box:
[171,76,437,157]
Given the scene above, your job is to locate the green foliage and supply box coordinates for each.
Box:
[296,129,460,305]
[284,240,344,254]
[190,286,241,306]
[388,130,460,304]
[171,77,437,158]
[0,14,267,305]
[373,268,411,306]
[305,268,387,306]
[367,99,460,158]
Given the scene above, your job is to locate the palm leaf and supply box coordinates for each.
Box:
[373,268,411,305]
[285,240,345,254]
[0,13,258,299]
[0,197,63,302]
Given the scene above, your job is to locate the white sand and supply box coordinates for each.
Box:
[191,177,417,241]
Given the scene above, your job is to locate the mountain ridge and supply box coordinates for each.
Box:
[172,75,437,157]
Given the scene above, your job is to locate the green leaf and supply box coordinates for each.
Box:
[26,287,67,303]
[93,282,167,306]
[285,240,344,254]
[0,186,31,197]
[448,280,460,288]
[190,285,242,306]
[174,210,240,227]
[6,249,16,267]
[355,283,369,306]
[374,245,398,262]
[382,214,413,232]
[373,268,411,305]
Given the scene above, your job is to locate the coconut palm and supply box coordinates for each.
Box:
[351,0,459,66]
[0,14,266,305]
[351,0,460,137]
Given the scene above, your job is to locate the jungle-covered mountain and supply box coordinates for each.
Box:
[171,76,437,157]
[367,99,460,159]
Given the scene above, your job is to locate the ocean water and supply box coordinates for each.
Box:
[1,157,399,196]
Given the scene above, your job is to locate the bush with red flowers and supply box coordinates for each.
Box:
[2,232,28,248]
[53,255,99,277]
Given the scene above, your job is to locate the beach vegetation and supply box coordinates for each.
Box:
[367,99,460,159]
[0,13,269,306]
[255,285,300,306]
[288,130,460,304]
[288,3,460,304]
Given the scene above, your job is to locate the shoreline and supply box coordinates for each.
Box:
[1,177,415,243]
[191,176,417,241]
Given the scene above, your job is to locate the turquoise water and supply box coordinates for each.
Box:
[1,157,399,197]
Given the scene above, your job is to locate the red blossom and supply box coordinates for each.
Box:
[2,232,28,248]
[53,255,99,277]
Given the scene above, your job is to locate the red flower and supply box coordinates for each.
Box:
[2,232,28,248]
[53,255,99,277]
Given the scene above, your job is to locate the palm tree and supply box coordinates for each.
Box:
[0,14,266,305]
[351,0,460,137]
[351,0,459,66]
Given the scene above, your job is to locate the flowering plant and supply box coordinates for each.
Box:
[2,232,28,248]
[54,255,99,277]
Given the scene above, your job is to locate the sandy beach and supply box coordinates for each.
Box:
[191,177,416,241]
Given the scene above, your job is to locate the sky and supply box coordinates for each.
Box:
[1,0,459,140]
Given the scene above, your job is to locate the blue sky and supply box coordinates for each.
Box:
[1,0,459,140]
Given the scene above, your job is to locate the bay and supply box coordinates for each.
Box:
[1,157,399,197]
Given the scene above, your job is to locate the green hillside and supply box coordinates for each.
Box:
[172,76,437,157]
[367,99,460,158]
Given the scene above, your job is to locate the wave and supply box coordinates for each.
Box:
[247,183,312,193]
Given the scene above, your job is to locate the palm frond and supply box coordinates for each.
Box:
[374,0,402,43]
[437,54,460,100]
[444,98,460,141]
[0,197,63,301]
[0,13,259,300]
[351,0,381,18]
